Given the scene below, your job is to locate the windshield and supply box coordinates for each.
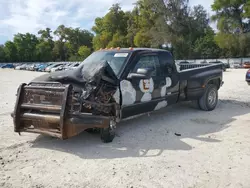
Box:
[81,51,130,75]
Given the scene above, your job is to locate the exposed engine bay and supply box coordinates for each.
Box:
[30,60,120,117]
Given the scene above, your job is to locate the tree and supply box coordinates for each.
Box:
[38,28,53,46]
[211,0,250,57]
[126,0,165,48]
[134,0,213,59]
[53,25,94,61]
[78,46,91,59]
[194,28,221,58]
[0,45,6,62]
[36,41,53,62]
[53,25,68,61]
[212,0,249,33]
[244,1,250,18]
[134,31,151,47]
[0,1,234,61]
[37,28,54,62]
[4,41,18,62]
[92,4,129,50]
[64,27,93,57]
[126,9,140,47]
[108,32,127,48]
[13,33,39,61]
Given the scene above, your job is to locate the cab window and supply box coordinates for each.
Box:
[133,55,161,77]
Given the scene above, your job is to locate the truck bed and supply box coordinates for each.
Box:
[179,63,213,71]
[179,63,223,80]
[177,63,224,101]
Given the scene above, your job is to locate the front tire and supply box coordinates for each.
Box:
[100,123,116,143]
[198,84,218,111]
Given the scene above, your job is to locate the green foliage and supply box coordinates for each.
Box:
[211,0,249,33]
[107,33,127,48]
[68,55,82,61]
[244,1,250,17]
[194,28,221,58]
[92,4,129,50]
[13,33,39,61]
[126,0,165,48]
[134,31,151,47]
[211,0,250,57]
[4,41,18,62]
[78,46,91,59]
[0,45,6,62]
[36,28,54,62]
[93,32,112,50]
[36,41,53,62]
[3,0,250,62]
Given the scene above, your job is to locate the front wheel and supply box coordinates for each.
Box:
[100,122,116,143]
[198,84,218,111]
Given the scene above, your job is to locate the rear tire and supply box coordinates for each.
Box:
[100,124,116,143]
[198,84,218,111]
[247,82,250,86]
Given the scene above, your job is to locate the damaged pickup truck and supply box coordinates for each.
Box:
[11,48,224,143]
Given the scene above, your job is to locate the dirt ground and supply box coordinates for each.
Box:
[0,68,250,188]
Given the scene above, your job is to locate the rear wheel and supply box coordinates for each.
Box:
[247,82,250,86]
[198,84,218,111]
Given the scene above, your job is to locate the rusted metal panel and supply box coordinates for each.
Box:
[12,77,117,140]
[22,113,60,123]
[21,104,61,112]
[18,112,110,139]
[63,116,110,139]
[24,86,66,90]
[13,83,27,133]
[22,89,64,106]
[60,84,72,139]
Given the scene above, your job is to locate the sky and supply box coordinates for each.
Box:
[0,0,214,44]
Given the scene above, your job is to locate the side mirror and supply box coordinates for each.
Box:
[127,67,154,80]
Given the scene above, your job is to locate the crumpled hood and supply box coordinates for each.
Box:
[32,60,118,85]
[31,60,119,99]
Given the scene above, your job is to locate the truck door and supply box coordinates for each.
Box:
[121,52,166,119]
[158,51,180,105]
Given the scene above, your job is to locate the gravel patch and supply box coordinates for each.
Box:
[0,68,250,188]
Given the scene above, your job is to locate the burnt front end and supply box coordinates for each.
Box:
[12,82,115,139]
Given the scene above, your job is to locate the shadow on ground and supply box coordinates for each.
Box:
[31,99,250,159]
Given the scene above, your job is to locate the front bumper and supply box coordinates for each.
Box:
[11,82,111,139]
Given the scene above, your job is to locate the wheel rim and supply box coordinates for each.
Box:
[109,120,116,135]
[208,89,217,106]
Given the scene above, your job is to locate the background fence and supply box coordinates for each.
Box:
[175,57,250,66]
